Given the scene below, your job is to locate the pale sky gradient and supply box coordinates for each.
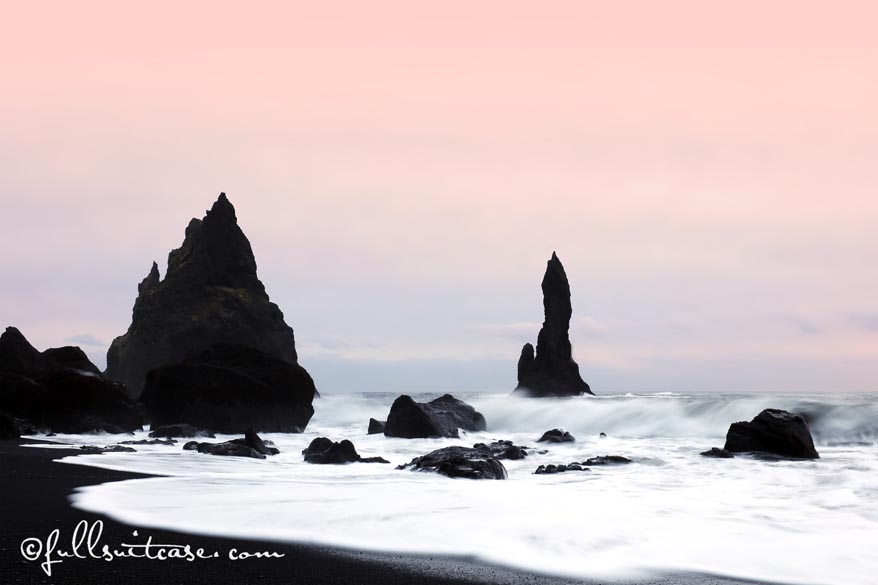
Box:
[1,2,876,393]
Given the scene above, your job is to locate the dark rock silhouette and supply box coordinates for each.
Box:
[302,437,389,464]
[0,327,141,434]
[582,455,632,465]
[183,428,279,459]
[367,418,386,435]
[0,411,20,439]
[79,445,137,454]
[471,440,530,460]
[141,344,315,434]
[106,193,312,398]
[534,463,588,474]
[120,438,177,445]
[384,394,486,439]
[724,409,819,459]
[513,252,592,397]
[536,428,575,443]
[397,446,507,480]
[701,447,734,458]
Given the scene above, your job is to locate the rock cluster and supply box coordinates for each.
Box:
[0,327,141,434]
[302,437,389,464]
[184,428,279,459]
[383,394,486,439]
[398,446,507,480]
[513,253,593,397]
[536,429,576,443]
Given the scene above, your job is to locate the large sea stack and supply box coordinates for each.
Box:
[106,193,312,398]
[513,252,592,397]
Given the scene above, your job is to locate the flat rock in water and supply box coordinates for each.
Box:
[537,429,575,443]
[183,429,279,459]
[120,438,177,445]
[723,409,819,459]
[701,447,734,458]
[472,440,530,460]
[534,463,589,475]
[302,437,389,464]
[398,446,507,480]
[79,445,137,454]
[582,455,632,466]
[384,394,486,439]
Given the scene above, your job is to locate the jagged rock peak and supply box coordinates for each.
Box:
[105,192,304,398]
[138,262,161,295]
[513,252,593,397]
[165,193,259,289]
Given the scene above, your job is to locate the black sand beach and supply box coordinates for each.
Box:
[0,439,764,585]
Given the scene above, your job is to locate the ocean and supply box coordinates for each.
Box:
[29,392,878,585]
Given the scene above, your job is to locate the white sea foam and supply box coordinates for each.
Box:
[32,393,878,585]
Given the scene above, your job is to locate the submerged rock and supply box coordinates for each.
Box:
[184,429,279,459]
[106,193,315,399]
[302,437,389,464]
[472,440,530,460]
[384,394,486,439]
[367,418,386,435]
[582,455,631,466]
[537,429,575,443]
[79,445,137,454]
[141,343,315,434]
[149,424,215,439]
[398,446,507,480]
[700,447,734,459]
[0,327,141,434]
[534,463,588,475]
[723,409,819,459]
[512,252,593,397]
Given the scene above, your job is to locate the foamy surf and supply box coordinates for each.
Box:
[31,392,878,585]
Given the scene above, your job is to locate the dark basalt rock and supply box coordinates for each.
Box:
[120,438,177,445]
[302,437,389,464]
[184,429,279,459]
[0,327,141,434]
[724,409,819,459]
[106,193,315,399]
[79,445,137,454]
[141,343,315,434]
[41,346,102,376]
[537,429,575,443]
[472,440,530,460]
[701,447,734,459]
[534,463,589,475]
[398,446,507,480]
[384,394,486,439]
[582,455,632,466]
[149,424,215,439]
[0,411,20,439]
[367,418,386,435]
[512,252,593,397]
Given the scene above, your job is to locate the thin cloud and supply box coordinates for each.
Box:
[65,333,105,347]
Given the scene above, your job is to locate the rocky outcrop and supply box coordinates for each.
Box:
[397,446,507,480]
[0,327,141,434]
[120,438,177,445]
[384,394,486,439]
[723,409,819,459]
[513,252,593,397]
[141,343,315,434]
[534,456,630,474]
[183,429,279,459]
[79,445,137,454]
[367,418,386,435]
[583,455,631,465]
[302,437,389,464]
[106,193,313,398]
[537,429,575,443]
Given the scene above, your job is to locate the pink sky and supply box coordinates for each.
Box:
[1,2,876,392]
